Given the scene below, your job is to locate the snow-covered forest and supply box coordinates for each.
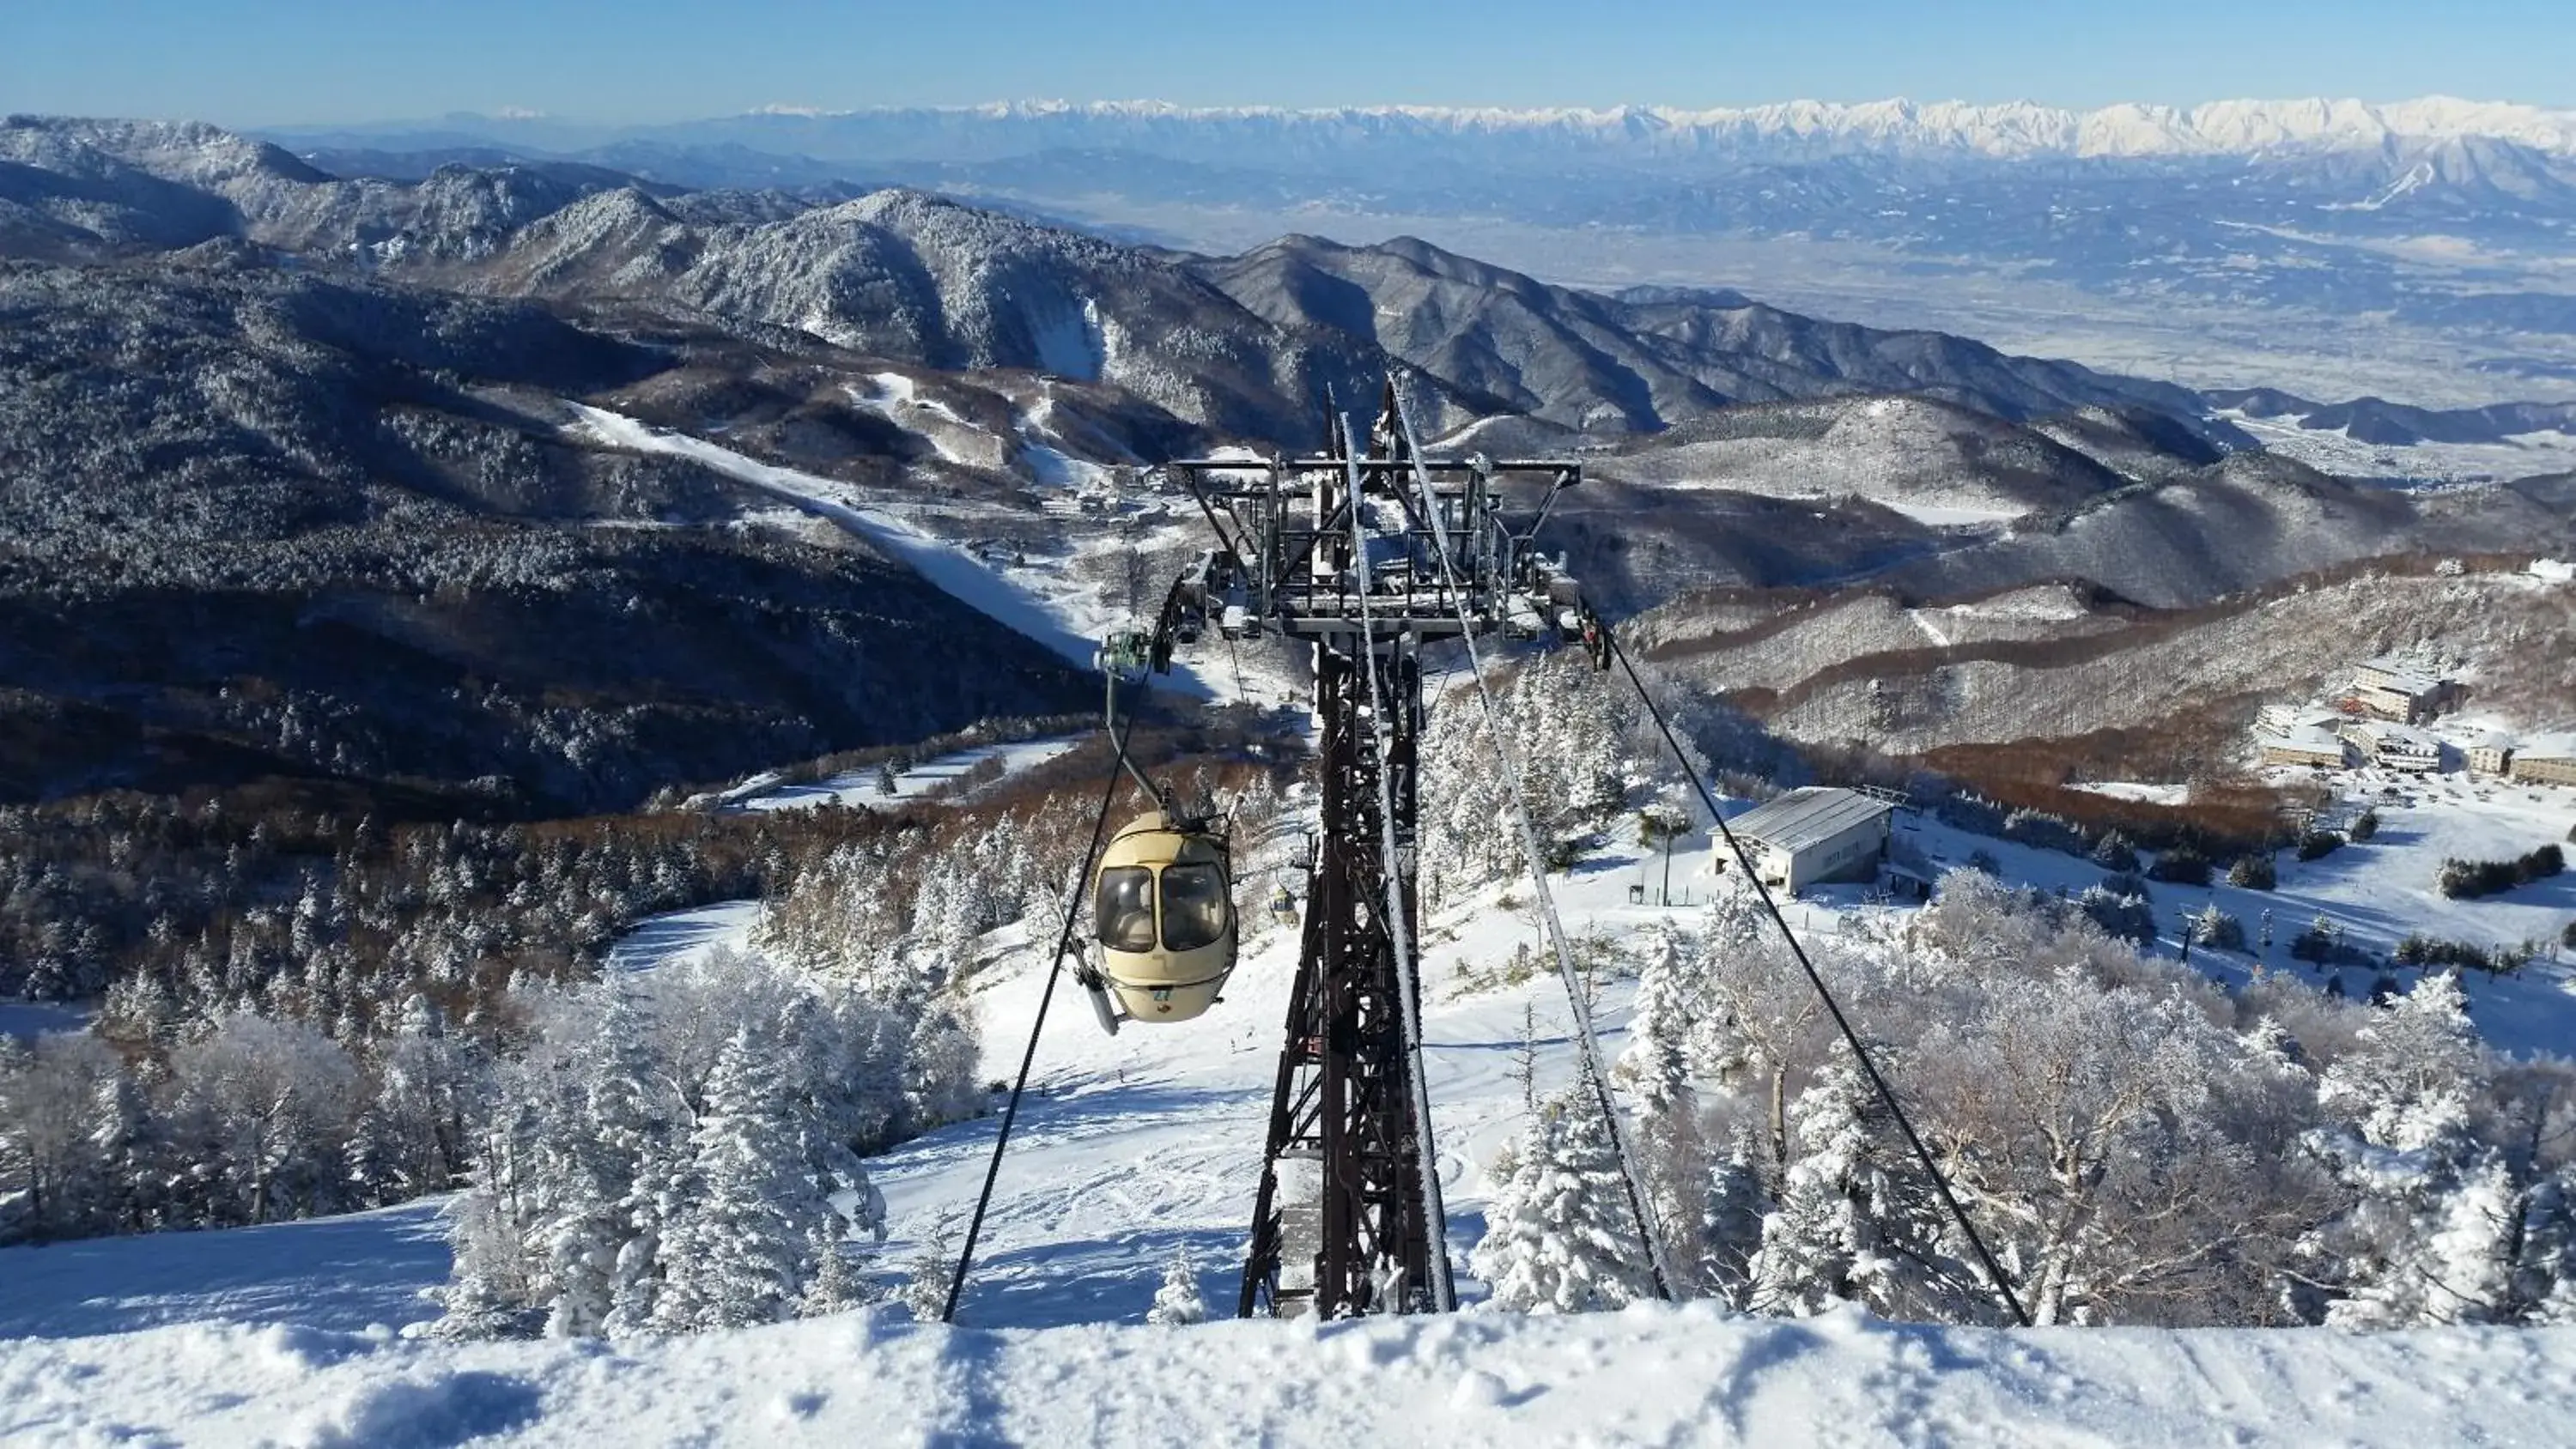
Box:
[1475,875,2576,1329]
[1418,649,1706,908]
[14,633,2576,1339]
[434,949,967,1338]
[0,713,1287,1254]
[8,602,2576,1447]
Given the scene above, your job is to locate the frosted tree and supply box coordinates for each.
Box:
[349,993,476,1207]
[538,988,665,1338]
[1614,929,1694,1110]
[1471,1083,1659,1313]
[650,1028,824,1333]
[800,1221,876,1319]
[901,990,985,1137]
[1751,1062,1906,1317]
[1145,1245,1209,1325]
[2305,972,2497,1327]
[434,1182,544,1341]
[1908,973,2288,1325]
[1686,884,1827,1182]
[1698,1124,1772,1310]
[165,1012,359,1224]
[82,1065,150,1236]
[601,1130,687,1338]
[900,1228,959,1324]
[2306,986,2576,1330]
[0,1032,133,1241]
[1613,930,1719,1287]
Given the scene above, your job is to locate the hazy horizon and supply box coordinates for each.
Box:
[9,0,2567,130]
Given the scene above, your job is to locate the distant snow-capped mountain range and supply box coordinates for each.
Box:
[283,95,2576,165]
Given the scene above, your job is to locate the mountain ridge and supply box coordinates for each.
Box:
[264,94,2576,162]
[1,116,2244,448]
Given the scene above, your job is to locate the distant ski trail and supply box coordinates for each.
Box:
[570,404,1208,695]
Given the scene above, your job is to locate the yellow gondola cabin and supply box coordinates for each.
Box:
[1089,813,1236,1025]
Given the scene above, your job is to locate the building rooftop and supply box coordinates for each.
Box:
[2351,719,2439,750]
[1723,787,1895,856]
[2356,657,2445,694]
[2258,703,2340,726]
[2520,732,2576,762]
[2263,725,2347,755]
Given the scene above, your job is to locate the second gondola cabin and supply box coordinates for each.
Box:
[1091,813,1236,1025]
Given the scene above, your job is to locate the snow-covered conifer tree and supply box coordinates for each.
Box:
[1699,1125,1771,1310]
[1615,929,1693,1110]
[650,1028,817,1333]
[800,1220,874,1319]
[538,988,665,1338]
[901,991,985,1137]
[601,1131,686,1338]
[1472,1083,1659,1313]
[1145,1245,1208,1325]
[900,1232,957,1324]
[1752,1062,1902,1317]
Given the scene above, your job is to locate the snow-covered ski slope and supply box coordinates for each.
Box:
[0,997,91,1045]
[689,735,1084,815]
[568,405,1139,682]
[567,406,1324,714]
[8,1298,2574,1447]
[12,825,2576,1445]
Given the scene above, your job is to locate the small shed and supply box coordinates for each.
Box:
[1722,787,1897,895]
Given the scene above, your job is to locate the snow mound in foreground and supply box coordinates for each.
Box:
[8,1303,2573,1447]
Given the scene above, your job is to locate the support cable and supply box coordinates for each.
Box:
[1388,400,1677,1302]
[1342,418,1457,1312]
[1589,620,2034,1329]
[940,700,1140,1324]
[1222,627,1249,703]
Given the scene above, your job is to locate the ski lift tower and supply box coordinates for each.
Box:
[1170,385,1595,1319]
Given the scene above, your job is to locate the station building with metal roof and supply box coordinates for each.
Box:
[1721,786,1898,895]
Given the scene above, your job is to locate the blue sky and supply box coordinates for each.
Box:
[7,0,2567,126]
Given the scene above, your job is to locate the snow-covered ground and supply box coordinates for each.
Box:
[9,1297,2573,1447]
[11,789,2576,1442]
[601,900,762,977]
[2218,408,2576,486]
[0,1199,453,1343]
[844,373,1008,470]
[568,403,1321,712]
[0,998,91,1044]
[569,405,1112,675]
[1874,500,2024,528]
[689,736,1084,815]
[1899,786,2576,1059]
[11,815,2576,1443]
[2066,781,2193,807]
